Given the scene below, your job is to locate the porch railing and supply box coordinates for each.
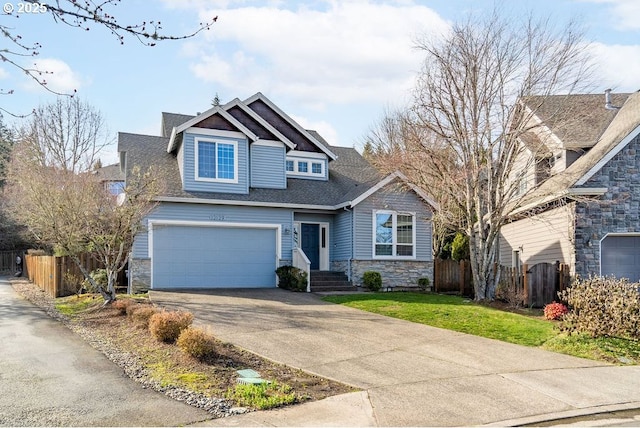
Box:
[292,247,311,292]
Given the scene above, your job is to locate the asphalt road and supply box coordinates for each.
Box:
[0,276,212,427]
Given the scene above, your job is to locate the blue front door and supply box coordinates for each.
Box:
[301,223,320,270]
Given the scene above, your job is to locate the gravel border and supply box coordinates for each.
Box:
[9,278,245,419]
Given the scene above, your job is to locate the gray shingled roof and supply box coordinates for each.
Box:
[517,90,640,210]
[117,131,381,207]
[161,112,195,137]
[524,92,631,148]
[94,163,124,181]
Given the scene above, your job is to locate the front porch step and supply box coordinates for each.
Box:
[310,271,355,292]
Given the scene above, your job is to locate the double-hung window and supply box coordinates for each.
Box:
[196,138,238,183]
[374,211,415,258]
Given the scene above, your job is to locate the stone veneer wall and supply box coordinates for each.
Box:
[573,134,640,277]
[350,260,433,289]
[130,258,151,294]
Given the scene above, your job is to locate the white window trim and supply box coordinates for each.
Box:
[286,157,325,178]
[372,210,417,260]
[194,137,239,184]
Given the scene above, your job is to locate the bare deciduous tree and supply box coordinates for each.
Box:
[366,10,593,301]
[17,97,110,173]
[5,99,163,301]
[6,148,162,301]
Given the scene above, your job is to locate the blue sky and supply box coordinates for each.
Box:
[3,0,640,164]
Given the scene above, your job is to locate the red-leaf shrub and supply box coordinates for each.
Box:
[543,302,568,320]
[128,306,160,329]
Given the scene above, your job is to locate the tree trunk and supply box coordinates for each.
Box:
[69,254,114,302]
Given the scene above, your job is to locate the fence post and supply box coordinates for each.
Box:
[459,260,465,295]
[522,263,529,306]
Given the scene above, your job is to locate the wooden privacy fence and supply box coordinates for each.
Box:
[0,250,26,275]
[24,253,126,298]
[434,258,473,296]
[498,261,570,307]
[434,258,570,307]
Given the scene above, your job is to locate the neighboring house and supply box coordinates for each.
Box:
[118,92,437,293]
[499,90,640,281]
[94,163,126,195]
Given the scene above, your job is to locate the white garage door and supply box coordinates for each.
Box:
[152,224,278,289]
[601,235,640,282]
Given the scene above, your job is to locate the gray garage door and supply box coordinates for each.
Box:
[601,235,640,282]
[152,225,277,289]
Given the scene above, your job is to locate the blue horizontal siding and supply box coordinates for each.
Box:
[250,144,286,189]
[333,210,353,260]
[182,132,249,194]
[353,183,433,261]
[133,202,293,259]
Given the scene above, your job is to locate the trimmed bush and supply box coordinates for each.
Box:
[417,277,431,291]
[149,310,194,343]
[543,302,569,320]
[559,276,640,339]
[128,305,159,329]
[177,327,218,361]
[275,266,308,292]
[363,271,382,292]
[111,299,133,315]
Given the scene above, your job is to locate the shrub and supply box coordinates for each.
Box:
[128,306,159,329]
[275,266,308,292]
[559,276,640,339]
[451,232,470,261]
[543,302,569,320]
[417,277,431,291]
[362,271,382,292]
[177,327,218,361]
[495,282,525,308]
[149,310,194,343]
[110,299,133,315]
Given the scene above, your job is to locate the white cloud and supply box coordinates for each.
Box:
[0,68,8,80]
[182,1,449,110]
[26,58,84,94]
[579,0,640,31]
[590,42,640,92]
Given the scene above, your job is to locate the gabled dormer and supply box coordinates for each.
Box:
[165,92,339,195]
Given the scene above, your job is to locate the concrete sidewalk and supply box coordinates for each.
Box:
[150,289,640,427]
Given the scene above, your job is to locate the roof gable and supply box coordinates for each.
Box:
[244,93,337,160]
[524,93,631,149]
[348,171,439,210]
[515,91,640,211]
[167,106,258,153]
[223,98,295,149]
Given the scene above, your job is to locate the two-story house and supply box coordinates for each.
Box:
[118,93,437,293]
[499,90,640,281]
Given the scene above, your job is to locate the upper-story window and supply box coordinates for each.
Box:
[195,138,238,183]
[107,181,125,195]
[373,210,416,258]
[286,156,325,178]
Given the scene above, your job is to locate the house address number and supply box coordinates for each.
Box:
[209,214,226,221]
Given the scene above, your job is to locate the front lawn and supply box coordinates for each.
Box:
[322,292,639,364]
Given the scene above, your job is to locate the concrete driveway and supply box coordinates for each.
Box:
[150,288,640,427]
[0,277,212,427]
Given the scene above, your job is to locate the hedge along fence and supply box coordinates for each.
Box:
[24,253,126,298]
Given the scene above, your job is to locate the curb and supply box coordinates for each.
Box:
[484,401,640,427]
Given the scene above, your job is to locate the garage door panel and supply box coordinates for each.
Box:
[152,225,277,289]
[601,235,640,282]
